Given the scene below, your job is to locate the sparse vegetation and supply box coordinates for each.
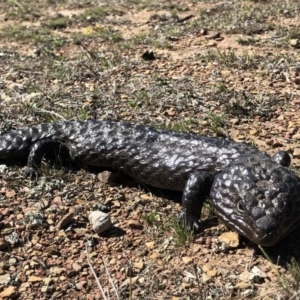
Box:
[168,217,194,247]
[1,25,51,43]
[79,6,123,24]
[133,32,148,44]
[199,49,262,70]
[46,15,70,30]
[143,210,161,227]
[3,0,42,20]
[167,118,195,132]
[208,113,226,136]
[260,247,300,299]
[285,258,300,296]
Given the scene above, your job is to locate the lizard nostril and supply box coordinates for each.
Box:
[237,202,244,212]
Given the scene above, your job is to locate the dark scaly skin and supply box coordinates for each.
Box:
[0,120,300,246]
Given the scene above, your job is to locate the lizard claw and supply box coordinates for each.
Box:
[178,211,201,232]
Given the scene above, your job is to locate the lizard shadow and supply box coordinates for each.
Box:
[96,170,216,231]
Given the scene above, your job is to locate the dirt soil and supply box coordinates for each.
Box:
[1,0,300,299]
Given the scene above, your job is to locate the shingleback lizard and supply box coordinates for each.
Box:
[1,120,300,246]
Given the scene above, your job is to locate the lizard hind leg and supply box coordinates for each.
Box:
[179,172,214,231]
[24,139,69,178]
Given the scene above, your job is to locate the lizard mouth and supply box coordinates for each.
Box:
[210,154,300,246]
[212,203,281,246]
[220,211,281,246]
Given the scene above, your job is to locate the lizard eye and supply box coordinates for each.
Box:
[272,151,291,167]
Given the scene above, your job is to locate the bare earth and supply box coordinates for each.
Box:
[1,0,300,299]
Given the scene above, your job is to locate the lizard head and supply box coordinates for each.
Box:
[210,154,300,246]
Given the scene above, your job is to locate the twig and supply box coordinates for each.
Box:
[129,266,132,300]
[85,243,108,300]
[193,264,203,300]
[122,254,132,300]
[32,258,47,269]
[49,291,64,300]
[101,256,120,300]
[44,267,52,294]
[35,109,66,121]
[13,0,25,12]
[247,248,255,271]
[283,71,291,83]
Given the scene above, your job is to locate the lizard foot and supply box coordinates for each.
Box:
[178,211,201,232]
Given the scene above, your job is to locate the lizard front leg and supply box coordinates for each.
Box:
[179,172,214,231]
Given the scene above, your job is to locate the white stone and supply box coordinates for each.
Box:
[88,211,112,234]
[0,273,11,285]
